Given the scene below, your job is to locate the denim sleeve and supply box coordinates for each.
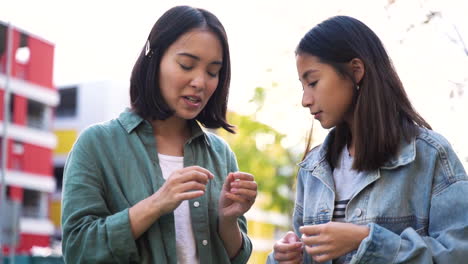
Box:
[265,169,307,264]
[352,140,468,263]
[292,169,305,236]
[266,253,278,264]
[61,129,140,263]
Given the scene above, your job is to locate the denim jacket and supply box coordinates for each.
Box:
[268,128,468,263]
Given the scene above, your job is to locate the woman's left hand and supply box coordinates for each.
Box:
[219,172,257,219]
[299,222,369,263]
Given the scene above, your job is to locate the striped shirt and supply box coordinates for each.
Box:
[333,199,350,222]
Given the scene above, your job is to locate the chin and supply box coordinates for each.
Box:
[319,122,334,129]
[177,111,201,120]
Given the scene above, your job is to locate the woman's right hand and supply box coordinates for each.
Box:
[129,166,213,239]
[152,166,214,215]
[273,231,303,263]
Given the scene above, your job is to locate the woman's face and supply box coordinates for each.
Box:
[159,29,223,120]
[296,53,355,129]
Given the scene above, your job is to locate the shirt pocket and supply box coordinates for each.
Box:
[303,206,332,225]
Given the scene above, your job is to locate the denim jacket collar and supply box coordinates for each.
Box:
[117,108,210,146]
[298,128,416,171]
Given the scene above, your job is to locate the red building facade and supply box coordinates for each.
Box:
[0,21,58,254]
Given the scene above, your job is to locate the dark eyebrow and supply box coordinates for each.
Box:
[177,52,222,65]
[177,52,200,60]
[301,69,319,81]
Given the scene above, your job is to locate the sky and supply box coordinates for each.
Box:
[1,0,468,160]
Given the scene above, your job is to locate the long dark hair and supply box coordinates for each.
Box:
[130,5,234,133]
[298,16,431,171]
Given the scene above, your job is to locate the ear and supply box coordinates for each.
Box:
[349,58,365,84]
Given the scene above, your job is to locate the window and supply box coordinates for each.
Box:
[0,23,6,73]
[9,94,14,122]
[54,166,64,191]
[56,86,78,118]
[22,189,47,219]
[15,33,30,64]
[15,33,30,80]
[27,99,50,130]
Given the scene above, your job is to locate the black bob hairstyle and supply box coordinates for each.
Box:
[130,5,234,133]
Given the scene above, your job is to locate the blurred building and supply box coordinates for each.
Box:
[0,21,58,254]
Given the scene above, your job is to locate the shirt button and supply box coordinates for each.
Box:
[193,201,200,207]
[354,208,362,217]
[202,240,208,246]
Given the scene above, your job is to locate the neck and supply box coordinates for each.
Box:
[151,116,190,138]
[151,116,191,156]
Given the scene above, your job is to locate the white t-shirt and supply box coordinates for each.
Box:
[158,153,199,264]
[332,146,364,222]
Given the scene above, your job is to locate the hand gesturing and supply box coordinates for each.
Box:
[154,166,214,215]
[218,172,257,219]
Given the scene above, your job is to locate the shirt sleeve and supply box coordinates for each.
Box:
[61,128,140,263]
[227,149,253,264]
[352,142,468,263]
[266,168,307,264]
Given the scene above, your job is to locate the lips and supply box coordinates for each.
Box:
[312,110,322,120]
[183,95,202,103]
[182,95,203,108]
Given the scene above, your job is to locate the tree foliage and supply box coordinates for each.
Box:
[219,86,299,214]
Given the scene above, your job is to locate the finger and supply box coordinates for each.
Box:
[274,249,303,262]
[231,172,254,181]
[180,170,213,185]
[274,241,303,252]
[174,181,207,193]
[312,253,333,263]
[301,233,324,247]
[230,188,257,199]
[222,173,236,191]
[176,190,205,201]
[303,243,330,257]
[230,180,257,190]
[223,192,250,203]
[182,166,214,179]
[168,170,208,184]
[299,225,320,236]
[284,231,301,243]
[275,232,303,250]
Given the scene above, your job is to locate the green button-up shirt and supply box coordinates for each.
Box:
[61,109,252,264]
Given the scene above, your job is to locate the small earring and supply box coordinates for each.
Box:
[356,84,360,90]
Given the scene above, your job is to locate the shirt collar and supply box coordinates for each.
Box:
[117,108,210,146]
[117,108,146,133]
[299,128,416,170]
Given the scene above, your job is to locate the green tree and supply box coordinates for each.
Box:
[219,87,298,214]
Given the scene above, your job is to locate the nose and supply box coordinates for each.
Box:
[189,71,206,91]
[302,89,314,108]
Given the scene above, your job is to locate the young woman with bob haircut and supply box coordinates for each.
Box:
[62,6,257,264]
